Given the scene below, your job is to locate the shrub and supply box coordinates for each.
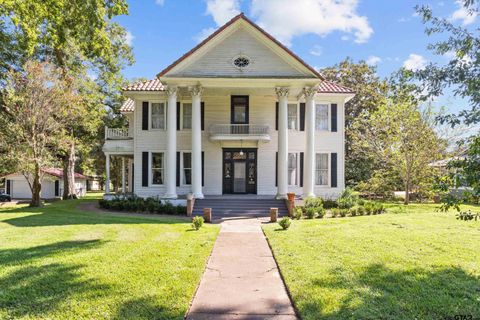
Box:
[364,202,375,215]
[191,216,204,230]
[357,205,366,216]
[349,207,358,217]
[177,205,187,215]
[97,197,186,215]
[278,217,291,230]
[316,206,326,218]
[339,208,348,217]
[322,199,338,209]
[330,208,340,218]
[305,197,323,209]
[337,187,359,209]
[373,203,385,215]
[293,207,303,220]
[305,207,316,219]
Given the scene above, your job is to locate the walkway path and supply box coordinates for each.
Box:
[186,218,298,320]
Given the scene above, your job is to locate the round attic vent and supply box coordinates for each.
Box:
[233,55,250,69]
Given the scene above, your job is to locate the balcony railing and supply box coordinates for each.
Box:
[105,127,132,140]
[209,124,270,141]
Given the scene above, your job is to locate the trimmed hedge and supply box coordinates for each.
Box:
[99,196,187,215]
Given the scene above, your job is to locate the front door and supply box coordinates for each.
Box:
[223,149,257,194]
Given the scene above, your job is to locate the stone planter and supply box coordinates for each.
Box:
[287,192,295,201]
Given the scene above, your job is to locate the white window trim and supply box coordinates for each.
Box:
[288,152,299,186]
[315,102,330,132]
[315,152,330,187]
[149,151,165,186]
[149,100,167,131]
[180,150,192,186]
[287,102,300,131]
[180,101,193,131]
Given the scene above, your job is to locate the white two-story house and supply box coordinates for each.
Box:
[103,13,354,201]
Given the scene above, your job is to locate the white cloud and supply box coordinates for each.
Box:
[155,0,165,6]
[341,35,350,41]
[366,55,381,66]
[403,53,427,71]
[450,0,477,25]
[250,0,373,46]
[309,45,322,56]
[206,0,241,25]
[125,30,134,46]
[398,17,409,23]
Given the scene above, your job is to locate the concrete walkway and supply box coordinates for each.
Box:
[186,218,298,320]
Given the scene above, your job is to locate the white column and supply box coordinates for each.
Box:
[105,153,110,194]
[303,87,317,198]
[276,87,289,199]
[121,157,126,193]
[190,85,204,199]
[165,86,178,198]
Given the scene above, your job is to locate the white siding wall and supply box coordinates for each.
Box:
[169,27,308,78]
[6,174,57,199]
[130,92,345,199]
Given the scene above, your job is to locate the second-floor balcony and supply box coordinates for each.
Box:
[103,127,133,154]
[105,127,133,140]
[209,124,271,142]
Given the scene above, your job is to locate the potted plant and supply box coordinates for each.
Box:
[287,192,295,201]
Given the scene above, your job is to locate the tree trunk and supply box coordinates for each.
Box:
[404,177,410,205]
[30,165,42,207]
[62,142,77,199]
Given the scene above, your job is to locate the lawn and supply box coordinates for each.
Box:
[263,203,480,320]
[0,193,219,319]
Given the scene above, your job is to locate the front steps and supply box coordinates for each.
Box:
[192,198,289,218]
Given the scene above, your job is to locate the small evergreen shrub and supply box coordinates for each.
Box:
[364,202,375,215]
[305,207,316,219]
[349,207,358,217]
[305,197,323,208]
[278,217,291,230]
[330,208,341,218]
[322,199,338,209]
[339,208,348,217]
[357,205,366,216]
[98,196,186,215]
[373,202,386,215]
[337,187,359,209]
[316,206,326,218]
[191,216,204,230]
[293,207,303,220]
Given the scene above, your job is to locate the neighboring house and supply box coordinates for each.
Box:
[2,168,87,199]
[86,175,103,191]
[103,13,354,200]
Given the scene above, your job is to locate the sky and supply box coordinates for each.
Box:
[115,0,479,114]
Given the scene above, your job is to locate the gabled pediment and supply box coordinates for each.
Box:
[159,14,321,79]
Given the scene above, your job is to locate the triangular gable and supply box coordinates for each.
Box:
[158,13,322,79]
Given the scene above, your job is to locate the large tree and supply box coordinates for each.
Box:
[320,59,389,186]
[415,0,480,209]
[0,61,76,206]
[0,0,133,198]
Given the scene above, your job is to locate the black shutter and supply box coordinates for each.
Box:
[201,152,205,186]
[300,152,304,187]
[54,180,59,197]
[331,104,338,132]
[176,102,181,130]
[275,152,278,186]
[142,102,149,130]
[201,102,205,131]
[176,152,181,186]
[299,103,306,131]
[131,163,134,193]
[6,180,11,195]
[275,102,279,130]
[331,153,338,188]
[142,152,149,187]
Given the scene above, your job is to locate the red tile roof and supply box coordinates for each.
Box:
[123,78,165,92]
[157,13,323,79]
[42,168,87,180]
[317,81,355,94]
[120,98,135,112]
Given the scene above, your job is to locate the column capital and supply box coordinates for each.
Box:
[165,85,178,97]
[275,87,289,98]
[189,85,204,97]
[303,86,318,99]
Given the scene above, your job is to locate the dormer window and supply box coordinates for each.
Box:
[233,55,250,69]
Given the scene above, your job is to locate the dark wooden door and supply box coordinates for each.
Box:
[223,149,257,194]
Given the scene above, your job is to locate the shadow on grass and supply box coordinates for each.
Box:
[0,240,110,318]
[114,296,185,320]
[299,263,480,320]
[1,200,189,227]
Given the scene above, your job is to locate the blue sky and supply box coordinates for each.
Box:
[115,0,478,113]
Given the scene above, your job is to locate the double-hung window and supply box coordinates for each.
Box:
[151,102,165,129]
[315,104,329,131]
[151,153,164,185]
[183,152,192,185]
[288,153,298,185]
[182,103,192,129]
[315,153,329,186]
[288,104,298,130]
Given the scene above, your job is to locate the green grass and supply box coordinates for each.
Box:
[263,203,480,320]
[0,193,219,319]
